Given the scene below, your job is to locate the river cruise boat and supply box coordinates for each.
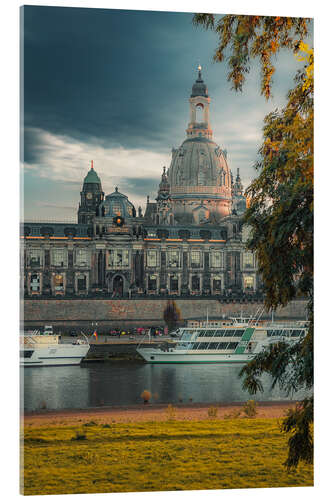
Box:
[20,330,90,367]
[137,316,308,364]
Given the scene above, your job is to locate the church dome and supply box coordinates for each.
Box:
[169,137,230,188]
[98,187,135,218]
[167,68,232,222]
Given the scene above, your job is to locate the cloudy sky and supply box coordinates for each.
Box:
[22,5,313,221]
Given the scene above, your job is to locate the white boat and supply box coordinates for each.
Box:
[137,312,308,364]
[20,330,90,367]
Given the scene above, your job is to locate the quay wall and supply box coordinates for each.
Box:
[22,298,308,333]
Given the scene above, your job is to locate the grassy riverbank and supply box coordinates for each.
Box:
[22,413,313,495]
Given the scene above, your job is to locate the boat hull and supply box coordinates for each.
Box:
[137,348,254,364]
[20,344,90,367]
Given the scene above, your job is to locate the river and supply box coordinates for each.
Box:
[21,361,308,412]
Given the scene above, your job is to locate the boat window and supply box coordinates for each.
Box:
[224,329,234,337]
[20,350,33,358]
[192,343,200,350]
[198,330,206,337]
[198,342,209,349]
[233,330,244,337]
[227,342,239,350]
[291,329,301,337]
[208,342,219,349]
[217,342,229,349]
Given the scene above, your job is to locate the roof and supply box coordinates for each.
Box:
[83,168,101,184]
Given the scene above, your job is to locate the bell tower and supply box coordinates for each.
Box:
[78,161,104,224]
[186,66,212,140]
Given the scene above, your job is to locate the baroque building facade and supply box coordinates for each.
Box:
[22,69,260,300]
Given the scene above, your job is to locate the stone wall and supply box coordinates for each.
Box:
[22,298,308,333]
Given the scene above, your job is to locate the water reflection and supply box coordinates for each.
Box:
[22,362,308,412]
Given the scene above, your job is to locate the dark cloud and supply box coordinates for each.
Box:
[23,6,210,153]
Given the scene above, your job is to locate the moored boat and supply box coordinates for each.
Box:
[137,315,307,364]
[20,329,90,367]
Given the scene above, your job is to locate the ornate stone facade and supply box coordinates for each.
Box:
[22,69,259,300]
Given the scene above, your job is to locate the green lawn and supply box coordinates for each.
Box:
[22,418,313,495]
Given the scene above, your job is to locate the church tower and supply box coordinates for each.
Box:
[186,65,212,140]
[78,161,104,224]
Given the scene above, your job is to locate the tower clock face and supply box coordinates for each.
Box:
[86,192,92,200]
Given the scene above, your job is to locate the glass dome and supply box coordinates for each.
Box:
[98,187,135,218]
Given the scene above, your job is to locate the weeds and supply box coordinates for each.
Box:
[243,400,258,418]
[72,431,87,441]
[165,404,177,421]
[207,406,218,418]
[223,409,242,419]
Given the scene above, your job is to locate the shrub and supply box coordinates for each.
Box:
[72,431,87,441]
[243,400,258,418]
[165,404,177,421]
[223,409,242,419]
[207,406,218,418]
[141,390,151,404]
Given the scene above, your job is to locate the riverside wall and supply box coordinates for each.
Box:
[22,298,308,333]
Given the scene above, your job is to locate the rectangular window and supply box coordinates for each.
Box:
[75,248,89,267]
[52,249,67,267]
[167,250,180,268]
[190,250,201,269]
[28,249,43,267]
[244,275,254,290]
[148,275,157,291]
[77,275,87,291]
[243,252,254,268]
[191,275,200,291]
[147,250,157,267]
[211,251,222,268]
[108,249,130,268]
[30,273,40,292]
[54,274,64,291]
[212,276,221,293]
[170,275,179,292]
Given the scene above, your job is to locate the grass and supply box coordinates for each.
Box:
[21,418,313,495]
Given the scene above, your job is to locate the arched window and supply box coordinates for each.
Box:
[195,103,204,123]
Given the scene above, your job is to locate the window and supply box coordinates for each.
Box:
[243,252,254,268]
[211,251,222,268]
[77,274,87,291]
[52,249,67,267]
[170,275,179,292]
[212,276,221,293]
[148,275,157,291]
[30,273,40,292]
[191,275,200,291]
[244,275,254,290]
[227,342,239,350]
[167,250,180,268]
[54,274,64,291]
[20,350,33,358]
[108,249,129,269]
[28,249,43,267]
[75,248,89,267]
[112,202,122,216]
[190,250,201,269]
[147,250,158,267]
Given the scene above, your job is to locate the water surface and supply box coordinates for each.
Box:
[21,362,308,412]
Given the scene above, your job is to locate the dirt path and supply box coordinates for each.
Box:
[23,401,298,427]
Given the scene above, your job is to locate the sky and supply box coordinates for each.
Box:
[22,5,313,221]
